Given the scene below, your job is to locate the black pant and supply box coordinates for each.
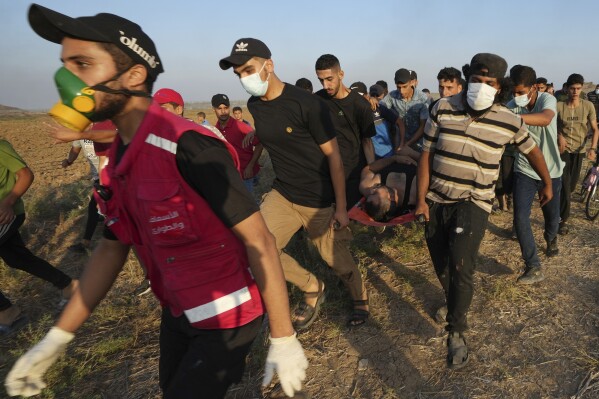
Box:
[495,154,515,196]
[560,152,584,223]
[159,308,262,399]
[425,201,489,333]
[0,214,72,311]
[83,193,100,241]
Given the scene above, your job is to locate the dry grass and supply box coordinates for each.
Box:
[1,113,599,398]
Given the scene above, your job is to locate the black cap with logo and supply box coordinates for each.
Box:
[211,94,230,108]
[28,3,164,79]
[219,38,271,70]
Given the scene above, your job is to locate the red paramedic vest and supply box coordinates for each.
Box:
[96,101,265,329]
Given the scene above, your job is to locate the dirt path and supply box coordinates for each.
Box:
[1,114,598,399]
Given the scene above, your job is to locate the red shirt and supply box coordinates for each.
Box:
[90,120,117,156]
[216,117,260,176]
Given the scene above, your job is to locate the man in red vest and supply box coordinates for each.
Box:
[6,5,307,399]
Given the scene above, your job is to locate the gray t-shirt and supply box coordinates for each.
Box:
[508,92,564,180]
[73,139,99,180]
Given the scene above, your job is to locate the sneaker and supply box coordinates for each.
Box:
[133,279,151,297]
[545,237,559,257]
[517,266,545,284]
[558,222,569,235]
[435,305,448,324]
[447,332,469,369]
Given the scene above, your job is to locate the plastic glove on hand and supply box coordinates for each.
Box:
[5,327,74,397]
[262,332,308,397]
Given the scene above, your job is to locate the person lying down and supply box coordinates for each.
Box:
[359,147,420,222]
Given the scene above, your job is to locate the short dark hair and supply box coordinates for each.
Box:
[536,77,548,85]
[232,106,242,112]
[422,88,430,94]
[510,65,537,87]
[437,67,462,83]
[295,77,313,92]
[197,111,206,118]
[315,54,340,71]
[566,73,584,87]
[364,194,390,222]
[99,42,156,93]
[376,80,388,90]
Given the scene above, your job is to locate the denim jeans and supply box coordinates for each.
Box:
[425,201,489,333]
[513,173,562,268]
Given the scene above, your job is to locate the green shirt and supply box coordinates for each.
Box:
[0,140,27,215]
[557,99,596,153]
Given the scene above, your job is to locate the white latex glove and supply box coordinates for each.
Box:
[262,332,308,397]
[5,327,74,397]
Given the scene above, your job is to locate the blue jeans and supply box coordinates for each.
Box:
[513,173,562,268]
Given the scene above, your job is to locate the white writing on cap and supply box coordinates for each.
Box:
[235,42,248,52]
[119,31,160,69]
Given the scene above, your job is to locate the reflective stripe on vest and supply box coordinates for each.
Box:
[184,286,252,323]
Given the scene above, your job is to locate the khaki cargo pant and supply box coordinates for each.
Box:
[260,189,366,301]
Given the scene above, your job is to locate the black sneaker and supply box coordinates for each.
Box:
[517,266,545,284]
[545,237,559,257]
[558,222,569,235]
[447,332,469,369]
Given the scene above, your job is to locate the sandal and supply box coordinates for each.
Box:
[347,299,369,327]
[293,280,325,331]
[447,332,469,369]
[0,308,29,336]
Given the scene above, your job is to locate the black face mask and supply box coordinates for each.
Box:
[91,66,150,98]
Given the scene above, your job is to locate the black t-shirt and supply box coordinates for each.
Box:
[248,83,337,208]
[104,131,258,240]
[316,88,376,208]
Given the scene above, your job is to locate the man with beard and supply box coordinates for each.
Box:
[315,54,376,209]
[7,5,307,399]
[212,94,263,195]
[415,53,552,370]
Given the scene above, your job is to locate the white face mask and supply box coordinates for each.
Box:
[595,89,599,95]
[514,87,532,107]
[240,62,269,97]
[467,82,497,111]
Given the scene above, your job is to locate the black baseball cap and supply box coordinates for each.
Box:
[350,82,367,95]
[394,68,416,84]
[219,38,271,70]
[28,3,164,79]
[468,53,507,79]
[369,84,385,97]
[211,94,230,108]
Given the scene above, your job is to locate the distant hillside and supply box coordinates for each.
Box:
[0,104,21,111]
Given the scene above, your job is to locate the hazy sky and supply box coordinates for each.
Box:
[1,0,598,110]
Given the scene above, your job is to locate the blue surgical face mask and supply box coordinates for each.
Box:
[240,62,269,97]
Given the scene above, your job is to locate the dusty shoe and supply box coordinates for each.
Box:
[447,332,469,369]
[517,266,545,284]
[545,237,559,257]
[133,279,152,297]
[558,222,569,235]
[435,305,448,324]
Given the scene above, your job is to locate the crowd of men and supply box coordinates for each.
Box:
[1,3,598,398]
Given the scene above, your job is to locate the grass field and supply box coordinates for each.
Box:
[1,111,599,398]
